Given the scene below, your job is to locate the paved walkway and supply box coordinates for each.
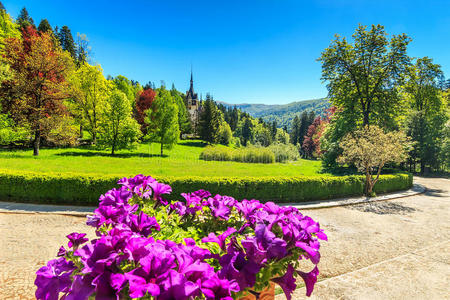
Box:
[276,177,450,299]
[0,177,448,299]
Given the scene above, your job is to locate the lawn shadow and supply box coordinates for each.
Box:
[179,141,207,148]
[55,151,169,158]
[346,201,418,215]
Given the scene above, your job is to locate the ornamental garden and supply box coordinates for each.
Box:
[0,4,449,300]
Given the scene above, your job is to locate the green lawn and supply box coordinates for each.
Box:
[0,140,327,178]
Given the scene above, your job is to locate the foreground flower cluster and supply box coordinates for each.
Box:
[35,175,327,300]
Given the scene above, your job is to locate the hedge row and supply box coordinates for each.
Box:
[200,146,275,163]
[0,169,412,206]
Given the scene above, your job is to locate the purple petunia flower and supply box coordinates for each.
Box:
[66,232,89,249]
[297,265,319,297]
[202,227,237,251]
[271,264,297,300]
[35,257,75,300]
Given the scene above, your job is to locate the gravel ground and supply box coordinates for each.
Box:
[0,177,448,300]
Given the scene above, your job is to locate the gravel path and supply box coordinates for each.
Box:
[0,177,448,299]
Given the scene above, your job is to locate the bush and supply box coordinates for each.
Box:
[200,146,275,163]
[268,143,300,162]
[0,169,412,205]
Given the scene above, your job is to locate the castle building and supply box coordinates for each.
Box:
[186,71,202,130]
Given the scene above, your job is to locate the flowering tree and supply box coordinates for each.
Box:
[35,175,327,300]
[0,26,74,155]
[338,125,409,195]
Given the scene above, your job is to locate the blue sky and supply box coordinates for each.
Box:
[4,0,450,104]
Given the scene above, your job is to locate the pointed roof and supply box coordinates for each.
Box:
[186,69,198,100]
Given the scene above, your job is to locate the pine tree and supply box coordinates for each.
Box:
[57,25,76,58]
[290,115,301,145]
[0,2,5,11]
[16,7,34,30]
[241,117,253,146]
[271,121,277,139]
[37,19,52,33]
[199,97,220,143]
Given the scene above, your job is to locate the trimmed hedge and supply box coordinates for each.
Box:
[0,169,412,206]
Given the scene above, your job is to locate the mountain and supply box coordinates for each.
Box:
[219,98,329,129]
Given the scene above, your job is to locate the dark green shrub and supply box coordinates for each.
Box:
[0,169,412,205]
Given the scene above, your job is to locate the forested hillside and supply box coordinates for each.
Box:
[220,98,329,129]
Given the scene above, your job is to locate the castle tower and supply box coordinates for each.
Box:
[186,70,201,129]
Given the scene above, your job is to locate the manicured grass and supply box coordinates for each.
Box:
[0,140,326,178]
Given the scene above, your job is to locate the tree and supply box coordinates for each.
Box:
[199,97,221,143]
[241,117,253,146]
[217,121,232,145]
[338,126,409,195]
[0,27,74,155]
[145,87,179,156]
[112,75,136,105]
[403,57,448,173]
[98,90,141,155]
[171,84,191,136]
[135,88,156,134]
[318,24,411,128]
[57,25,76,59]
[275,128,290,144]
[37,19,52,33]
[16,7,34,30]
[75,33,90,66]
[72,62,110,144]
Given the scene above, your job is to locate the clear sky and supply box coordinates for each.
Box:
[3,0,450,104]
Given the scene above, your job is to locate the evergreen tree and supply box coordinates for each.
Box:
[57,25,76,58]
[145,87,179,156]
[37,19,52,33]
[271,121,277,139]
[0,2,5,11]
[290,115,301,145]
[199,96,220,143]
[241,117,253,146]
[16,7,34,30]
[76,33,90,66]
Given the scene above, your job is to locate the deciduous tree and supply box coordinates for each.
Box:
[98,90,141,155]
[145,87,179,156]
[0,27,74,155]
[338,126,409,195]
[135,88,156,134]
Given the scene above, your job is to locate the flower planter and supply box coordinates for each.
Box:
[239,283,275,300]
[35,175,326,300]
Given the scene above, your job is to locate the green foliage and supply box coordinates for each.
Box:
[171,85,191,135]
[97,90,141,155]
[338,125,409,195]
[37,19,52,33]
[112,75,137,106]
[56,25,76,59]
[0,169,412,205]
[217,121,232,145]
[318,24,411,128]
[145,87,179,155]
[72,62,110,144]
[403,57,448,173]
[16,7,34,30]
[268,143,300,163]
[0,113,28,145]
[199,97,221,143]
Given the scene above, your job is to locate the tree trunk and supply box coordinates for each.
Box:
[92,131,96,145]
[33,129,40,156]
[420,161,425,175]
[80,124,83,138]
[160,142,163,156]
[365,172,372,196]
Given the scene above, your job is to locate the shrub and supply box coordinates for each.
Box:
[200,146,275,164]
[0,169,412,205]
[268,143,300,162]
